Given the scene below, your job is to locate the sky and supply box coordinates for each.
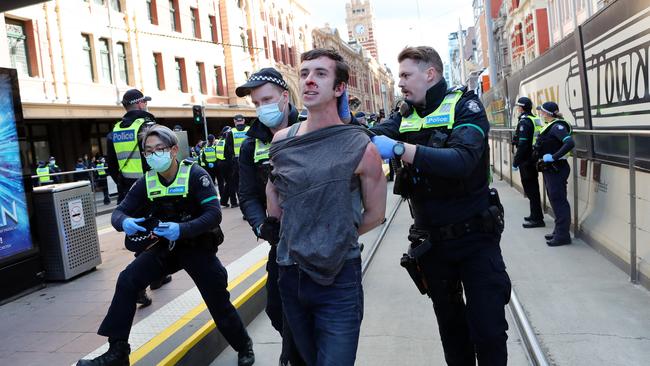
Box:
[306,0,475,84]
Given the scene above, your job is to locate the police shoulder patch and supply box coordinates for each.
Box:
[557,125,564,130]
[520,126,525,131]
[466,100,481,113]
[200,175,211,187]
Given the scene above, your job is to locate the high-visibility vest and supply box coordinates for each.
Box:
[528,114,544,144]
[145,161,193,200]
[253,139,270,163]
[203,145,218,163]
[112,119,146,179]
[215,138,226,160]
[399,91,464,133]
[232,126,250,157]
[96,163,107,176]
[36,167,52,184]
[537,118,573,159]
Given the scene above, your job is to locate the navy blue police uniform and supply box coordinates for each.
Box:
[513,113,544,223]
[98,160,252,356]
[238,105,305,365]
[219,130,239,207]
[534,119,575,245]
[371,79,512,365]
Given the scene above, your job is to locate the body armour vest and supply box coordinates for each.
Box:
[113,119,146,179]
[398,90,490,199]
[534,119,572,158]
[144,160,197,223]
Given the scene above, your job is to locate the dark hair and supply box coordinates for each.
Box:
[398,46,444,75]
[300,48,350,88]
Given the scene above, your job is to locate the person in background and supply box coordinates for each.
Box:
[95,157,111,205]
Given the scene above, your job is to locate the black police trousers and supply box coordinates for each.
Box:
[266,246,305,365]
[542,160,571,242]
[97,244,250,352]
[419,232,511,366]
[519,162,543,221]
[217,160,238,205]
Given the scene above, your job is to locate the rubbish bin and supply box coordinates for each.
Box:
[32,181,102,280]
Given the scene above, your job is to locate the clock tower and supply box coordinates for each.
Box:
[345,0,378,60]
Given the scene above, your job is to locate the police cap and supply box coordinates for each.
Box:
[537,101,559,116]
[121,89,151,106]
[235,68,288,97]
[516,96,533,111]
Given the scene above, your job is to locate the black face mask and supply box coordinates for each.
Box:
[235,124,245,131]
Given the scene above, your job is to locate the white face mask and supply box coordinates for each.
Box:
[256,96,287,128]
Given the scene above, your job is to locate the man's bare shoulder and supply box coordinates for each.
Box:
[356,141,383,176]
[271,126,291,143]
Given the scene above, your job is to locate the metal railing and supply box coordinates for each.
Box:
[30,167,112,214]
[490,128,650,284]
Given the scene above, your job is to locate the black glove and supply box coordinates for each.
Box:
[257,216,280,245]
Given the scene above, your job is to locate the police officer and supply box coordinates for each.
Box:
[95,157,111,205]
[371,46,511,365]
[35,160,54,186]
[216,126,236,207]
[106,89,156,204]
[228,114,249,208]
[534,101,575,246]
[201,134,219,183]
[77,125,255,366]
[235,68,304,366]
[512,97,545,228]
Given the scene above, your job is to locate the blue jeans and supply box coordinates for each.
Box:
[278,258,363,366]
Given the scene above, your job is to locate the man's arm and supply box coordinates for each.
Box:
[265,128,290,219]
[239,139,267,232]
[177,166,222,239]
[550,124,575,161]
[369,113,401,138]
[355,142,387,235]
[111,178,148,231]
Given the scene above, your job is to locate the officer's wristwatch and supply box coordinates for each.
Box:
[393,142,405,159]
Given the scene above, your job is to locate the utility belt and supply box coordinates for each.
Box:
[400,188,505,295]
[535,160,564,173]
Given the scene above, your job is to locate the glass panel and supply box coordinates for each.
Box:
[110,0,121,11]
[175,58,182,90]
[82,34,94,81]
[99,38,112,83]
[5,20,30,76]
[117,42,128,84]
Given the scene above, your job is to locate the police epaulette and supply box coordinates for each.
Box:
[182,158,194,165]
[448,85,467,94]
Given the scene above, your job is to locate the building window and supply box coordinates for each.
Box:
[263,36,269,58]
[272,40,278,60]
[191,7,201,38]
[116,42,129,84]
[81,34,95,81]
[99,38,113,83]
[240,34,247,52]
[170,0,181,32]
[175,57,187,92]
[214,66,224,96]
[94,0,106,5]
[153,52,165,90]
[196,62,206,94]
[109,0,121,12]
[280,44,286,64]
[5,18,32,77]
[209,15,218,43]
[147,0,158,24]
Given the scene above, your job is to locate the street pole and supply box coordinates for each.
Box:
[458,20,466,84]
[484,0,499,87]
[201,104,208,141]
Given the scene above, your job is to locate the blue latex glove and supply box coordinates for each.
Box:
[122,217,146,236]
[542,154,554,163]
[337,88,351,123]
[512,165,519,171]
[371,135,397,160]
[153,222,180,241]
[208,163,214,168]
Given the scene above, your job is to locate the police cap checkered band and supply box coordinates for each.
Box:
[235,68,288,97]
[122,89,151,106]
[537,101,559,116]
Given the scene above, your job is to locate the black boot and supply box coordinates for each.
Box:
[238,338,255,366]
[136,289,152,307]
[150,275,172,290]
[77,340,130,366]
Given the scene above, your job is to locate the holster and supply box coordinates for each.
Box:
[536,160,559,173]
[400,226,433,295]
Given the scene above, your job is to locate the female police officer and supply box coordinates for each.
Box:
[534,101,575,246]
[77,125,254,366]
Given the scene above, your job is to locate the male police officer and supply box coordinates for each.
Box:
[235,68,304,366]
[201,134,219,183]
[534,101,575,246]
[107,89,156,203]
[228,115,249,207]
[512,96,545,228]
[77,125,254,366]
[371,46,511,365]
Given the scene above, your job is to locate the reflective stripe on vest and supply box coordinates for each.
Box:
[529,114,544,144]
[232,126,250,157]
[216,139,226,160]
[96,163,107,176]
[254,139,270,163]
[399,91,463,133]
[36,167,52,183]
[145,162,193,200]
[113,119,146,179]
[203,146,218,163]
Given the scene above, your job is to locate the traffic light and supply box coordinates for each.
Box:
[192,105,204,124]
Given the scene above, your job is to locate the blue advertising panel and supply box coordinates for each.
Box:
[0,71,34,260]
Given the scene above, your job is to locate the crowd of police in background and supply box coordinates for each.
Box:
[26,42,576,366]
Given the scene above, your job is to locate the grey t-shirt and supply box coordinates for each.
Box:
[270,123,369,285]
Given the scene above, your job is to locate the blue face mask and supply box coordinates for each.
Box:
[256,97,286,128]
[146,151,172,172]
